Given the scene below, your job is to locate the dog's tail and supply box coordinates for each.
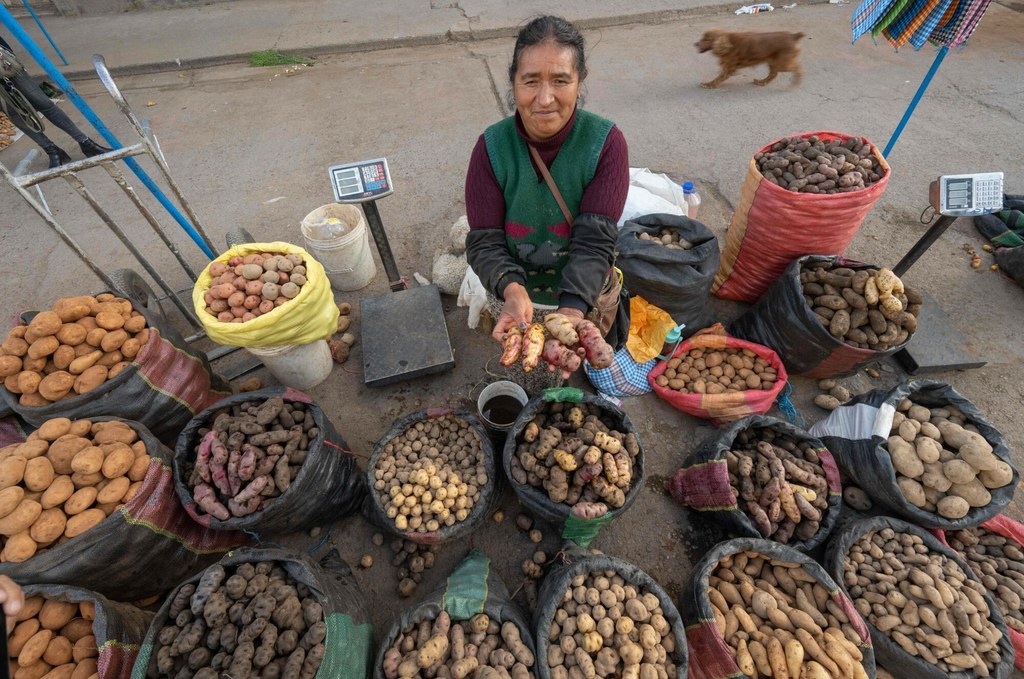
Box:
[794,32,806,40]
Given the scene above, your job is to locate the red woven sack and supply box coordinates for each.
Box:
[647,324,788,426]
[713,130,891,302]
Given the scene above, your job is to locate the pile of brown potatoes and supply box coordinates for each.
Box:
[0,294,149,406]
[655,347,778,395]
[545,568,679,679]
[8,595,101,679]
[946,526,1024,635]
[708,550,869,679]
[202,252,308,323]
[843,527,1005,674]
[886,396,1013,519]
[800,263,920,352]
[373,414,487,535]
[146,560,326,679]
[756,136,883,194]
[0,418,149,563]
[381,611,534,679]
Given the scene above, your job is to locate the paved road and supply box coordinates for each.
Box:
[2,0,1023,648]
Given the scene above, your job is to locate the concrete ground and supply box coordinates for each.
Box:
[2,0,1024,660]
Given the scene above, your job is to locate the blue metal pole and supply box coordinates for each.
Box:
[0,8,216,259]
[883,46,949,157]
[19,0,68,65]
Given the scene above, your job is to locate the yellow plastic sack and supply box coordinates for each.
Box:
[625,296,676,363]
[192,242,339,348]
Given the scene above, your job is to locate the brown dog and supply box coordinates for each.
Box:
[695,29,804,88]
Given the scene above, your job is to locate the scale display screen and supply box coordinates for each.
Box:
[944,177,972,211]
[932,172,1003,217]
[328,158,393,203]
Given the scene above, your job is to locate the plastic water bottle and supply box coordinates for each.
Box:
[682,182,701,220]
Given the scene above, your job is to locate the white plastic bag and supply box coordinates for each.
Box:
[630,168,686,207]
[457,266,488,329]
[619,168,686,226]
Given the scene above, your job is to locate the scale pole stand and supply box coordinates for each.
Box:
[363,201,406,292]
[893,214,957,276]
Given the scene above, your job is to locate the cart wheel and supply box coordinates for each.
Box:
[106,268,156,309]
[225,228,255,249]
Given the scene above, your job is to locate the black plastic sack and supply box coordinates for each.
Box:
[372,549,535,678]
[682,537,875,679]
[364,408,499,544]
[534,544,688,679]
[131,546,373,679]
[617,213,720,336]
[824,516,1015,679]
[668,415,843,551]
[175,387,366,535]
[503,389,646,547]
[0,417,244,601]
[810,379,1019,529]
[23,583,154,679]
[730,255,913,378]
[994,245,1024,287]
[0,293,230,445]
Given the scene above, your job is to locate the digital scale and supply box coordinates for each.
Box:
[328,158,455,387]
[894,171,1004,374]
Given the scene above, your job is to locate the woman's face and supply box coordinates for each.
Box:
[513,41,581,141]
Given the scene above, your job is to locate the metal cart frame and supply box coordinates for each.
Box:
[1,56,254,373]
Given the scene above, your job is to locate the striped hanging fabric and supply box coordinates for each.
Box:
[851,0,990,47]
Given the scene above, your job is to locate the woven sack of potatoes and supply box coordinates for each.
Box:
[9,582,152,679]
[669,415,842,552]
[713,131,890,302]
[810,379,1017,529]
[647,323,788,426]
[534,544,688,679]
[0,416,244,601]
[373,549,537,679]
[132,546,372,679]
[174,387,366,535]
[367,408,498,544]
[682,537,875,679]
[730,255,919,379]
[938,516,1024,673]
[825,516,1014,679]
[0,292,229,445]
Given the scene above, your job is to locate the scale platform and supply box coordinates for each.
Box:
[361,284,455,387]
[895,291,987,374]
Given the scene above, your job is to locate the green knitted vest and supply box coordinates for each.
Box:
[484,110,613,304]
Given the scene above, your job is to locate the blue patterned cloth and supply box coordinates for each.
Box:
[583,346,656,397]
[908,0,953,48]
[852,0,899,42]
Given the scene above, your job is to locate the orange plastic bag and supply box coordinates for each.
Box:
[625,296,677,363]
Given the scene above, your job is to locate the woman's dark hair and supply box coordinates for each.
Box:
[507,15,588,84]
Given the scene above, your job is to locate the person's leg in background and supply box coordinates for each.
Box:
[8,69,110,162]
[1,84,70,167]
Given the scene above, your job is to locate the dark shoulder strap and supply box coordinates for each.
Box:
[528,144,575,225]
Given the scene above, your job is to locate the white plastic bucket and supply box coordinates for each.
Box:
[476,380,529,435]
[300,203,376,291]
[246,340,332,391]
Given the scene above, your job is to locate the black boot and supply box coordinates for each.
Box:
[43,144,72,169]
[79,138,112,157]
